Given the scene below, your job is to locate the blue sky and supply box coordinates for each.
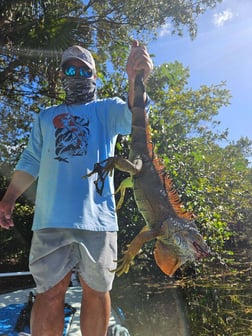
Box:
[149,0,252,144]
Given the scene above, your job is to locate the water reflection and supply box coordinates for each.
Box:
[111,268,252,336]
[112,276,190,336]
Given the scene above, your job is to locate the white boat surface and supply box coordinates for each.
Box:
[0,278,129,335]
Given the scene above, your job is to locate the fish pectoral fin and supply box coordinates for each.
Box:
[114,225,158,276]
[114,177,133,210]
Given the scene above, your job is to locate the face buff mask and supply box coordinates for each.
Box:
[62,77,97,105]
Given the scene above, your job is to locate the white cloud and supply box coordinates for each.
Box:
[213,9,233,27]
[159,22,172,37]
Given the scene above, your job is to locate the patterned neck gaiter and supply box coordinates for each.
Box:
[62,77,97,105]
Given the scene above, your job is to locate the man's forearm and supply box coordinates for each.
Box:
[0,170,35,229]
[2,170,35,203]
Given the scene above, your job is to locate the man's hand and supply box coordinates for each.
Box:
[0,171,35,229]
[126,40,153,108]
[0,201,14,229]
[126,40,153,83]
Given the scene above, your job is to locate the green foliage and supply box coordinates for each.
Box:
[2,0,251,277]
[0,0,222,168]
[146,64,252,268]
[0,164,35,270]
[184,286,252,335]
[108,63,252,277]
[1,4,251,332]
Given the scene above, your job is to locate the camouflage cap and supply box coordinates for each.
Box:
[61,45,96,72]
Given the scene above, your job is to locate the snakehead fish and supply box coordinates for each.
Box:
[83,70,209,277]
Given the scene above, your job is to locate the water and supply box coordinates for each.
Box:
[111,264,252,335]
[112,277,191,336]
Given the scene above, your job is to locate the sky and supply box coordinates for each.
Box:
[148,0,252,144]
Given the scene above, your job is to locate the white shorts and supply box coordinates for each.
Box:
[29,229,117,293]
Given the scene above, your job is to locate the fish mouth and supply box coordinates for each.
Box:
[193,241,210,259]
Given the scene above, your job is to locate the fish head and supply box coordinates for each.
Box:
[154,219,210,276]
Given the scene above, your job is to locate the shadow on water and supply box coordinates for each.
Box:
[111,244,252,336]
[112,276,191,336]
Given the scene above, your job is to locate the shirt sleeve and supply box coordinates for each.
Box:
[15,113,43,178]
[114,97,132,135]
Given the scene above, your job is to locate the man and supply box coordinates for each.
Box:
[0,41,153,336]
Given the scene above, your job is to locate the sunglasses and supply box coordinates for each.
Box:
[62,64,93,78]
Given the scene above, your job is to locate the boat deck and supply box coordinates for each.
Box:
[0,286,122,336]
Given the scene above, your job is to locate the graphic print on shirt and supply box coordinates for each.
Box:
[53,113,90,162]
